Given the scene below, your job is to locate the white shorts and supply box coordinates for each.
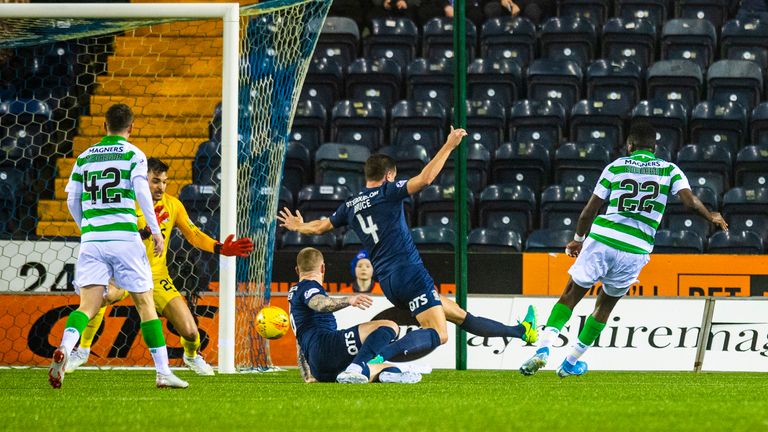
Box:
[73,239,153,294]
[568,237,651,297]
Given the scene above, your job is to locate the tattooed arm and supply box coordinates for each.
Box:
[296,342,316,383]
[307,294,373,313]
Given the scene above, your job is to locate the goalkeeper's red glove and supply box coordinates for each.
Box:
[214,234,255,257]
[139,204,170,240]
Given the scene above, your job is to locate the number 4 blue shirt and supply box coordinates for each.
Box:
[329,180,423,279]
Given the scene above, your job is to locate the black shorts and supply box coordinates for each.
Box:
[306,326,362,382]
[379,264,442,316]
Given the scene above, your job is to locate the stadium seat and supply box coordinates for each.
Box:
[674,0,729,29]
[660,19,717,70]
[722,187,768,241]
[422,17,476,62]
[282,141,311,196]
[525,229,574,252]
[707,230,765,254]
[540,16,597,68]
[569,100,628,154]
[735,145,768,189]
[706,60,763,111]
[631,100,688,155]
[646,60,703,111]
[689,101,748,154]
[554,142,611,189]
[330,100,387,151]
[289,100,326,154]
[750,102,768,146]
[492,142,551,192]
[299,57,344,112]
[464,100,506,153]
[721,19,768,70]
[281,231,337,251]
[480,16,537,67]
[378,144,430,179]
[179,184,220,215]
[540,185,591,230]
[0,99,53,132]
[586,59,642,115]
[653,230,705,253]
[438,143,491,193]
[344,58,402,108]
[0,125,47,167]
[0,135,26,168]
[557,0,611,27]
[391,100,446,154]
[478,184,537,235]
[468,228,522,252]
[526,60,583,118]
[676,144,732,196]
[364,17,419,68]
[601,18,657,69]
[15,42,79,89]
[416,185,474,228]
[341,229,363,250]
[0,167,24,224]
[508,99,567,150]
[296,184,352,222]
[616,0,669,28]
[406,58,453,110]
[411,226,455,251]
[467,58,523,107]
[313,17,359,69]
[192,140,221,186]
[314,143,370,194]
[278,186,294,213]
[665,186,719,239]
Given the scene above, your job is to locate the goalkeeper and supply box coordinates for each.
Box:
[66,158,254,375]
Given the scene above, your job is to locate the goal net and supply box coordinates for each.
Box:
[0,0,330,371]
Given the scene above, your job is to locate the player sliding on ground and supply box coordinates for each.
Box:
[519,122,729,378]
[289,247,423,384]
[279,127,537,384]
[49,104,187,389]
[66,157,255,376]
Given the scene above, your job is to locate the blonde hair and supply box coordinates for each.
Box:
[296,247,324,273]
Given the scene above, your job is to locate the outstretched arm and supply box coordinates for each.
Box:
[296,342,316,383]
[677,188,728,231]
[277,208,335,235]
[407,126,468,195]
[307,294,373,313]
[565,194,605,257]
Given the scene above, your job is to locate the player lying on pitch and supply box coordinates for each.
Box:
[520,122,729,378]
[279,127,537,384]
[66,158,254,376]
[289,247,423,384]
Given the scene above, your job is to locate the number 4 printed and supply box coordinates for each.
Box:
[356,214,379,244]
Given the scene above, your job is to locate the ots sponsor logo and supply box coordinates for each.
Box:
[408,294,428,312]
[344,331,358,355]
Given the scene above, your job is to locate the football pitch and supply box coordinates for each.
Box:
[1,369,765,431]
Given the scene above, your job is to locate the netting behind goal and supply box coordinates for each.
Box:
[0,0,329,370]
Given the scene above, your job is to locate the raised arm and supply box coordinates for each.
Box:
[565,194,605,257]
[406,126,468,195]
[277,208,335,235]
[677,188,728,231]
[307,294,373,313]
[296,342,316,383]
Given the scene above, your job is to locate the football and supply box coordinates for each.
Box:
[256,306,290,340]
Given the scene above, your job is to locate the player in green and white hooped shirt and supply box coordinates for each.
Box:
[520,122,729,378]
[48,104,188,389]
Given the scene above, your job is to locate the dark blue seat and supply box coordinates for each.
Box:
[464,100,506,153]
[411,226,455,251]
[631,100,688,154]
[525,229,574,252]
[192,140,220,186]
[480,16,537,66]
[406,58,453,110]
[341,229,363,250]
[0,99,53,132]
[299,57,344,112]
[478,184,537,235]
[345,58,402,108]
[540,185,591,230]
[314,143,370,195]
[278,186,294,213]
[750,102,768,146]
[179,184,220,214]
[364,17,419,68]
[661,18,717,70]
[330,100,387,151]
[540,16,598,67]
[676,144,732,196]
[601,17,657,69]
[689,100,748,154]
[674,0,729,29]
[313,17,360,70]
[586,59,643,115]
[416,185,474,228]
[391,100,446,154]
[707,230,765,254]
[492,142,551,192]
[721,19,768,70]
[467,58,523,107]
[422,17,476,62]
[665,186,718,239]
[437,143,491,193]
[569,100,628,154]
[281,231,337,251]
[14,42,78,89]
[706,60,763,111]
[526,59,583,113]
[379,144,430,179]
[297,184,352,222]
[646,60,703,111]
[554,142,611,189]
[508,99,566,150]
[468,228,522,252]
[283,141,311,196]
[616,0,669,28]
[557,0,611,27]
[653,229,705,253]
[289,100,327,154]
[722,187,768,241]
[735,144,768,189]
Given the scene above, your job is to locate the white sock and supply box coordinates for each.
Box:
[60,328,81,354]
[537,326,559,353]
[345,363,363,374]
[566,342,589,365]
[78,347,91,356]
[149,346,172,375]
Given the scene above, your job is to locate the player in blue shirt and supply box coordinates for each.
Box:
[289,247,422,384]
[279,127,538,383]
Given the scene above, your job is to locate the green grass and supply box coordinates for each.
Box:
[1,369,766,431]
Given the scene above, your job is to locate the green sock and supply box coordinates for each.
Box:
[545,303,573,331]
[140,319,166,349]
[577,316,607,346]
[65,310,90,335]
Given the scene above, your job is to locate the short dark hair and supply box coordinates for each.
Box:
[105,103,134,133]
[627,122,656,151]
[147,157,169,175]
[364,154,397,181]
[297,247,324,273]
